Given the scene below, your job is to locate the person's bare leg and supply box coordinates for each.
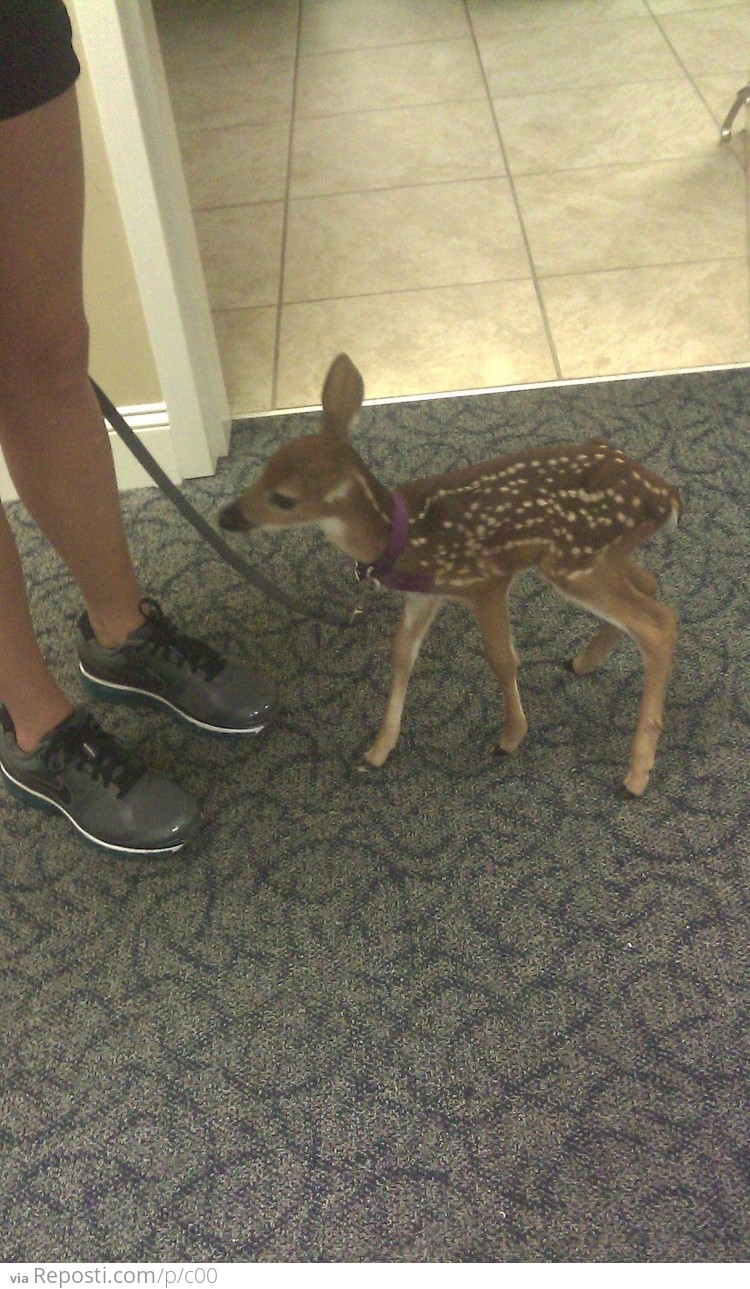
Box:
[0,506,73,750]
[0,88,145,749]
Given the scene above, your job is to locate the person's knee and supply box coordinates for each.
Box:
[0,312,91,405]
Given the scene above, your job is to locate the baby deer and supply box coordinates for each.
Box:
[220,355,683,796]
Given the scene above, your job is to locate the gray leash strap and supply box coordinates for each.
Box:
[91,379,354,628]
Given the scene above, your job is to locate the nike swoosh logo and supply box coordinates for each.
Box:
[15,771,73,808]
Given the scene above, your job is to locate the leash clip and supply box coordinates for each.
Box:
[350,570,383,623]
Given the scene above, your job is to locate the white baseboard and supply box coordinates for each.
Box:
[0,402,182,504]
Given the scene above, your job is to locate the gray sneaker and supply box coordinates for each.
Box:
[77,598,279,735]
[0,705,202,857]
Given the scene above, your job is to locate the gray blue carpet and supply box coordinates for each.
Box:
[1,368,749,1262]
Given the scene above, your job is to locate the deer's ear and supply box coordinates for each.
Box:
[321,354,364,441]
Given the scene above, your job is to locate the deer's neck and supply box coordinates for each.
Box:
[319,456,394,564]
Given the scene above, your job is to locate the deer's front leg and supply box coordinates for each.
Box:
[470,581,528,755]
[363,593,444,767]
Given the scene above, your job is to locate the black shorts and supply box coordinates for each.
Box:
[0,0,81,123]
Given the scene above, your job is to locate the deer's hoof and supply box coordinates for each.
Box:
[565,657,592,678]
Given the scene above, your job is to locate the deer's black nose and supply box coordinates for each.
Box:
[219,500,250,532]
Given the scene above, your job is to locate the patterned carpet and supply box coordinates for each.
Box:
[1,368,749,1262]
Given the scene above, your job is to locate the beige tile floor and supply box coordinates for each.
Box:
[152,0,750,415]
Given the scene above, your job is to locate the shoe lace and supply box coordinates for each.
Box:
[45,712,145,797]
[138,598,224,681]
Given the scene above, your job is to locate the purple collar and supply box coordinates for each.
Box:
[355,493,433,593]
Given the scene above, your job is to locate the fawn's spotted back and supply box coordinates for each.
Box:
[401,439,683,588]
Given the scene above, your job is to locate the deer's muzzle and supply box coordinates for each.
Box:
[219,500,251,532]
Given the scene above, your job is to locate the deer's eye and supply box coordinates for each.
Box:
[269,491,297,511]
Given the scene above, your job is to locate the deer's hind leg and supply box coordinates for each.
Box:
[546,558,676,797]
[569,561,658,677]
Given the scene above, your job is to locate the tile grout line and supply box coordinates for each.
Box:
[293,71,743,119]
[246,14,749,69]
[190,148,748,217]
[180,93,487,136]
[461,0,563,381]
[193,173,510,217]
[179,71,722,139]
[271,0,304,411]
[211,251,750,318]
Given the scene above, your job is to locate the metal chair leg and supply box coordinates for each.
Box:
[720,84,750,141]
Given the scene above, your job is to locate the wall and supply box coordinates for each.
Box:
[70,0,161,407]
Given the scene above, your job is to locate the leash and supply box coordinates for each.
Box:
[91,379,355,628]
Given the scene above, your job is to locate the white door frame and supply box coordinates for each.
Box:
[73,0,230,481]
